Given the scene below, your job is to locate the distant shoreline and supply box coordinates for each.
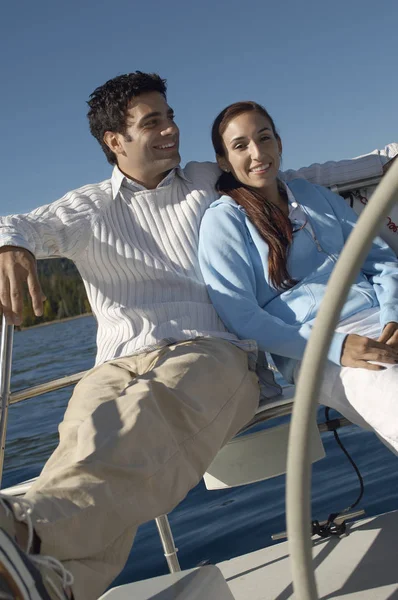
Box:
[20,312,93,331]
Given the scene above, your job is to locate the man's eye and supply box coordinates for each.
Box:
[260,136,271,142]
[234,144,244,150]
[145,120,157,127]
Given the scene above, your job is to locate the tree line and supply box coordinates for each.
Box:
[21,258,91,328]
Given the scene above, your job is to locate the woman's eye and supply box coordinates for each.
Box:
[260,136,271,142]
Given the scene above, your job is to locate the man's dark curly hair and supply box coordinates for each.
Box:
[87,71,167,165]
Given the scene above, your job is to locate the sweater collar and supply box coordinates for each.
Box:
[111,165,190,199]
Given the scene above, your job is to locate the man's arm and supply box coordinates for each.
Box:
[198,144,398,191]
[0,189,98,324]
[383,153,398,175]
[280,143,398,187]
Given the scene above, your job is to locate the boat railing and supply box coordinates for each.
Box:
[0,321,13,481]
[0,317,181,574]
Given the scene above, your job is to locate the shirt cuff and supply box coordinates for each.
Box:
[0,234,35,255]
[380,305,398,328]
[327,331,349,366]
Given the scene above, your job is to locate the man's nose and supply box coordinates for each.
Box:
[161,121,178,136]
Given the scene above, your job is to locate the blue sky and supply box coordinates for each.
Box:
[1,0,397,215]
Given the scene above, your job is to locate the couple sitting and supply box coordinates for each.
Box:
[0,71,396,599]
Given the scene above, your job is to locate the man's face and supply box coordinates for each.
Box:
[108,91,180,188]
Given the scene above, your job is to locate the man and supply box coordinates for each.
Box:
[0,71,394,599]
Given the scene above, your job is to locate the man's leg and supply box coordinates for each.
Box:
[22,337,259,599]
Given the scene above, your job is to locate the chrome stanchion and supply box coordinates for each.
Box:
[155,515,181,573]
[0,316,14,486]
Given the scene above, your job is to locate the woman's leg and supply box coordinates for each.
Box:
[325,362,398,454]
[296,308,398,453]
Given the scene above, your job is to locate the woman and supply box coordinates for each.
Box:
[198,101,398,453]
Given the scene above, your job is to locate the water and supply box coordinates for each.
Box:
[4,315,398,587]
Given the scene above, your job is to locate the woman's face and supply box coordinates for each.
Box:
[219,111,282,192]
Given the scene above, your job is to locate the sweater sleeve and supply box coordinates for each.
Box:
[316,185,398,327]
[280,147,390,187]
[198,204,346,365]
[0,187,99,260]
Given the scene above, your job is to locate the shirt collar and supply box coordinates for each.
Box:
[278,179,296,206]
[111,165,190,199]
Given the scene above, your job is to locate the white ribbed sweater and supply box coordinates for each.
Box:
[0,151,393,365]
[0,162,240,364]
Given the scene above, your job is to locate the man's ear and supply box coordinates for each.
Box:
[216,154,230,173]
[103,131,125,157]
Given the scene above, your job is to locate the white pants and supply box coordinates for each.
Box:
[295,308,398,453]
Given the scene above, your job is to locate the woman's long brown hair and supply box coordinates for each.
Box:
[212,101,295,290]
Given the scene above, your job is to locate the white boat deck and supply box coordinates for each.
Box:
[218,510,398,599]
[102,510,398,599]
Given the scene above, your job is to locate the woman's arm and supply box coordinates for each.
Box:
[198,203,347,365]
[317,185,398,328]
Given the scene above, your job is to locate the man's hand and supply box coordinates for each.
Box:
[0,246,45,325]
[377,322,398,350]
[341,333,398,370]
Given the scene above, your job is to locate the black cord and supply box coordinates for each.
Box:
[324,407,365,512]
[311,408,365,540]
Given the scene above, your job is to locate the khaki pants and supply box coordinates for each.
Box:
[25,337,260,599]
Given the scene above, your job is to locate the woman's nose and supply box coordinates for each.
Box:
[249,143,262,160]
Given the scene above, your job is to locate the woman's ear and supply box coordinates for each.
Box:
[277,137,283,158]
[216,155,230,173]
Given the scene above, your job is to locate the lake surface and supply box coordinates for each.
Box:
[4,315,398,587]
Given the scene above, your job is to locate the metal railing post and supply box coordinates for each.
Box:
[155,515,181,573]
[0,316,14,486]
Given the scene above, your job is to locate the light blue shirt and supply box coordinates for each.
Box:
[199,179,398,383]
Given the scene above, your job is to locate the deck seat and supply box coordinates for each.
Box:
[99,566,234,599]
[204,385,326,490]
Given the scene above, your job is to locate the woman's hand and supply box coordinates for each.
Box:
[377,322,398,350]
[341,333,398,370]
